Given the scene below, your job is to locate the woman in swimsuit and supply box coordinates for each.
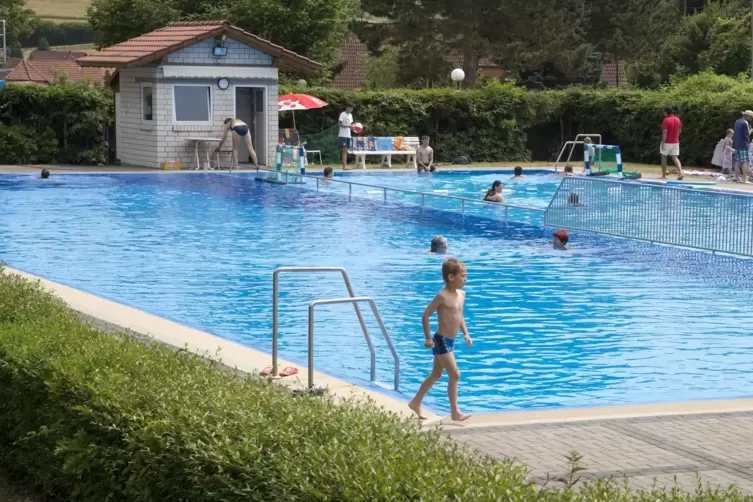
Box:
[483,180,504,203]
[215,118,258,166]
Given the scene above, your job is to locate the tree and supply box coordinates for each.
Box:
[362,0,596,89]
[206,0,358,69]
[88,0,182,47]
[0,0,36,46]
[37,37,49,50]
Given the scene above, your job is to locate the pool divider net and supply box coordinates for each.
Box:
[545,177,753,257]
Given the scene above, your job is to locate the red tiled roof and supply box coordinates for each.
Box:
[2,57,23,69]
[332,34,368,90]
[77,20,321,73]
[6,60,113,85]
[601,60,626,88]
[28,49,88,61]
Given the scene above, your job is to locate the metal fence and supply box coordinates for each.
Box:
[252,166,546,226]
[546,177,753,257]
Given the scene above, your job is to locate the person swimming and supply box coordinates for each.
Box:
[322,167,334,183]
[428,236,448,254]
[40,169,50,179]
[553,229,569,250]
[483,180,504,203]
[509,166,527,180]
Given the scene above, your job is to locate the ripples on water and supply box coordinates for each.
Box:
[1,172,752,413]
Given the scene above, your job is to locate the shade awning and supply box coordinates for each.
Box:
[161,65,278,80]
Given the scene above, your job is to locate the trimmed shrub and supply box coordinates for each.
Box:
[21,22,97,48]
[0,268,752,501]
[0,125,58,164]
[284,74,753,167]
[0,84,112,164]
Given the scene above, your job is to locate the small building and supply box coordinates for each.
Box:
[6,60,111,86]
[77,21,321,169]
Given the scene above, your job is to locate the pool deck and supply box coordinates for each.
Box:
[6,268,753,495]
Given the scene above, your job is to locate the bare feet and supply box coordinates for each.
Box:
[450,412,472,422]
[408,400,426,420]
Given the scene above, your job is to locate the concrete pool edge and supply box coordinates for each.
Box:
[5,267,435,421]
[7,267,753,431]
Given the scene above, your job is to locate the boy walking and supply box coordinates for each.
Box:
[660,107,684,180]
[409,258,472,422]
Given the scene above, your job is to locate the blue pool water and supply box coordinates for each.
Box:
[2,172,753,413]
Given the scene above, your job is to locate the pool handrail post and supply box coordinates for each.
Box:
[307,296,400,391]
[272,267,376,383]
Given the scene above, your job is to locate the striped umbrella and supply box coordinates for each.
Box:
[278,93,328,129]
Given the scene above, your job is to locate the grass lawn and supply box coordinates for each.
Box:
[26,0,88,21]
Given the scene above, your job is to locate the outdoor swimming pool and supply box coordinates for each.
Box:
[2,172,753,414]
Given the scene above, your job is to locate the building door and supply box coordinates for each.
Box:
[235,86,267,165]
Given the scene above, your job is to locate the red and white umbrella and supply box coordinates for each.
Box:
[278,93,328,129]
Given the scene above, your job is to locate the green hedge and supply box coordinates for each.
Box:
[0,84,113,164]
[21,22,97,48]
[0,268,751,501]
[284,74,753,166]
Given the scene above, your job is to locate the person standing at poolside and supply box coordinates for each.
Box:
[338,103,355,171]
[733,110,753,183]
[409,258,472,422]
[215,118,258,166]
[660,107,684,180]
[416,136,436,172]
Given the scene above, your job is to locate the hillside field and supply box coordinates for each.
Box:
[27,0,88,21]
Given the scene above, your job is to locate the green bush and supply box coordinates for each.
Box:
[0,125,58,164]
[0,83,112,164]
[21,21,97,48]
[285,75,753,167]
[0,267,751,501]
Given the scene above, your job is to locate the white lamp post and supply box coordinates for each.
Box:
[451,68,465,90]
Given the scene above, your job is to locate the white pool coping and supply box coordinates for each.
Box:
[7,267,753,431]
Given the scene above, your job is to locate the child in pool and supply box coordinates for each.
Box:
[427,236,448,254]
[409,258,472,422]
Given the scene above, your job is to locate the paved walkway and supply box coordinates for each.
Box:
[445,411,753,494]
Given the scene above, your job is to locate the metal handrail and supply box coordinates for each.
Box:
[308,296,400,391]
[272,267,400,391]
[555,134,602,170]
[253,166,546,218]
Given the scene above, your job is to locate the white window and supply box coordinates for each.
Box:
[173,84,211,124]
[141,83,153,122]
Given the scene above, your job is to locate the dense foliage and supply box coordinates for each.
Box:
[0,84,113,164]
[285,74,753,166]
[1,267,752,501]
[87,0,357,79]
[21,21,97,48]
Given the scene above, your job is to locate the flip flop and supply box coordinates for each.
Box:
[260,367,274,376]
[279,367,298,377]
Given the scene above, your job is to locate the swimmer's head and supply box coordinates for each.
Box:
[514,166,523,176]
[442,258,466,286]
[323,167,333,178]
[430,236,448,254]
[40,169,50,179]
[564,165,573,173]
[553,229,569,249]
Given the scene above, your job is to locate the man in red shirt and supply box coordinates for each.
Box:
[660,107,684,180]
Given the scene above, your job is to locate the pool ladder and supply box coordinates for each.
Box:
[271,267,400,391]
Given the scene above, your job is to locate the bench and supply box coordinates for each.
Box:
[349,136,419,169]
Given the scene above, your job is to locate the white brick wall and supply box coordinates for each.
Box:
[168,38,273,66]
[116,66,160,168]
